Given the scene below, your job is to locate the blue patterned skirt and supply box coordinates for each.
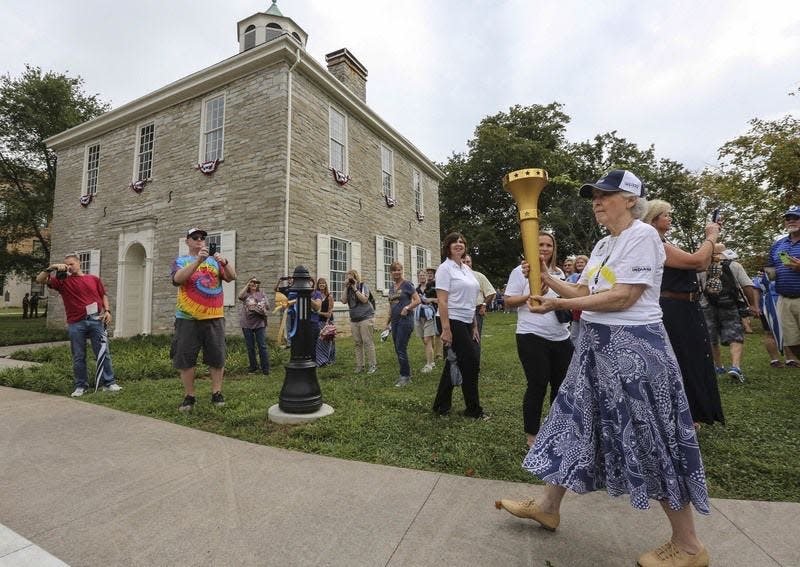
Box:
[316,321,336,367]
[522,320,710,514]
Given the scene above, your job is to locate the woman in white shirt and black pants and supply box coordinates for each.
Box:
[432,232,487,420]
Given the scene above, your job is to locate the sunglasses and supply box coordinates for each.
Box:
[250,281,260,285]
[189,234,206,241]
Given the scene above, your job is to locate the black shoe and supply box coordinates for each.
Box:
[247,368,258,374]
[262,370,270,375]
[211,391,225,407]
[179,395,196,412]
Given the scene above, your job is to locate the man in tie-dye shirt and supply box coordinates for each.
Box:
[171,227,237,412]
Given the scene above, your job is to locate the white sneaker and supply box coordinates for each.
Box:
[367,366,377,375]
[395,376,411,387]
[71,387,86,397]
[421,363,434,373]
[102,383,122,392]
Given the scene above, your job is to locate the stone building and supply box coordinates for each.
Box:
[44,1,443,337]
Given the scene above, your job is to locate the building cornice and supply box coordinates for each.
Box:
[45,36,443,181]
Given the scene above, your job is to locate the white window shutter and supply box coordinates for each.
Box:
[410,246,418,276]
[178,238,189,257]
[397,241,405,279]
[317,234,331,283]
[89,249,101,276]
[221,230,236,306]
[375,235,385,291]
[351,241,362,274]
[425,248,432,269]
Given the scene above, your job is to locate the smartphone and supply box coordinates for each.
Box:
[208,242,217,257]
[711,208,720,223]
[779,251,792,265]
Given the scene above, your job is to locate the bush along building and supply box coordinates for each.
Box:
[44,1,442,337]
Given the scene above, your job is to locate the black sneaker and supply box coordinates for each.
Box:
[179,395,196,412]
[211,391,225,407]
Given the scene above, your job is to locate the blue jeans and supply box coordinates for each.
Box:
[391,317,414,377]
[68,318,115,389]
[242,327,269,373]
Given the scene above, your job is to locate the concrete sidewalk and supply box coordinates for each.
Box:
[0,387,797,566]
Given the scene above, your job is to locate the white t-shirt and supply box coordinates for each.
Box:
[578,220,665,325]
[505,264,570,341]
[436,258,480,324]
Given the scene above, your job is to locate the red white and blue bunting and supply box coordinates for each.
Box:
[195,159,220,176]
[416,210,425,222]
[385,194,397,208]
[79,194,93,207]
[129,179,148,193]
[331,168,351,186]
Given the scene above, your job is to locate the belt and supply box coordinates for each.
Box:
[661,290,701,302]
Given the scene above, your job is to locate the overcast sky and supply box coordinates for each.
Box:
[1,0,798,171]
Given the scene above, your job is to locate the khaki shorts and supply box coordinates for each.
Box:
[778,296,800,347]
[171,318,227,369]
[415,316,437,338]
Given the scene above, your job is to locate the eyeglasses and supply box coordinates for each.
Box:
[189,234,206,241]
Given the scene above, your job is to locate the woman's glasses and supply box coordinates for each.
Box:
[190,235,206,241]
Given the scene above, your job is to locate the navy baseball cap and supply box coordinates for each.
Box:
[783,205,800,218]
[579,170,645,198]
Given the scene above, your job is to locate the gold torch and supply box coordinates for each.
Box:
[502,168,549,296]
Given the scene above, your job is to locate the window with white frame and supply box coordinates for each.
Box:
[83,143,100,196]
[329,237,349,297]
[79,251,91,274]
[177,230,237,306]
[201,94,225,163]
[316,234,361,300]
[136,123,155,181]
[381,144,394,199]
[383,238,397,287]
[413,169,423,214]
[411,245,430,275]
[329,106,347,173]
[375,235,403,292]
[74,249,100,276]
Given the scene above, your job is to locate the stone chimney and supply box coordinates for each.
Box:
[325,49,368,103]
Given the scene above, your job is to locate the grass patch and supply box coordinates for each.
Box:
[1,313,797,502]
[0,315,68,346]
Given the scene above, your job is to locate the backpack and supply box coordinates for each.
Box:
[359,283,376,309]
[705,260,745,310]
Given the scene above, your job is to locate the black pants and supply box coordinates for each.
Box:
[516,333,573,435]
[433,319,482,417]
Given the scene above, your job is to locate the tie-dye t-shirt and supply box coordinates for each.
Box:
[171,255,224,320]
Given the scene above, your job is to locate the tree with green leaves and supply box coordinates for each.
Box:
[439,106,710,283]
[438,102,586,283]
[0,65,109,278]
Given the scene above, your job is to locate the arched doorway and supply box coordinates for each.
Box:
[120,243,146,336]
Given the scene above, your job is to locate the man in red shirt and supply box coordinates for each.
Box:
[36,254,121,397]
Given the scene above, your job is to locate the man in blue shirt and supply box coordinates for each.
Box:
[766,205,800,362]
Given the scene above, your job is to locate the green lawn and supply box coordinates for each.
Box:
[1,313,797,502]
[0,313,68,345]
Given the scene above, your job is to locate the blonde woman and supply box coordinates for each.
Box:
[341,269,377,374]
[384,262,420,386]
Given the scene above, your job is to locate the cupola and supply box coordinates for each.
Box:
[237,0,308,53]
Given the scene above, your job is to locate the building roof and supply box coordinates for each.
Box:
[265,0,283,17]
[45,35,443,181]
